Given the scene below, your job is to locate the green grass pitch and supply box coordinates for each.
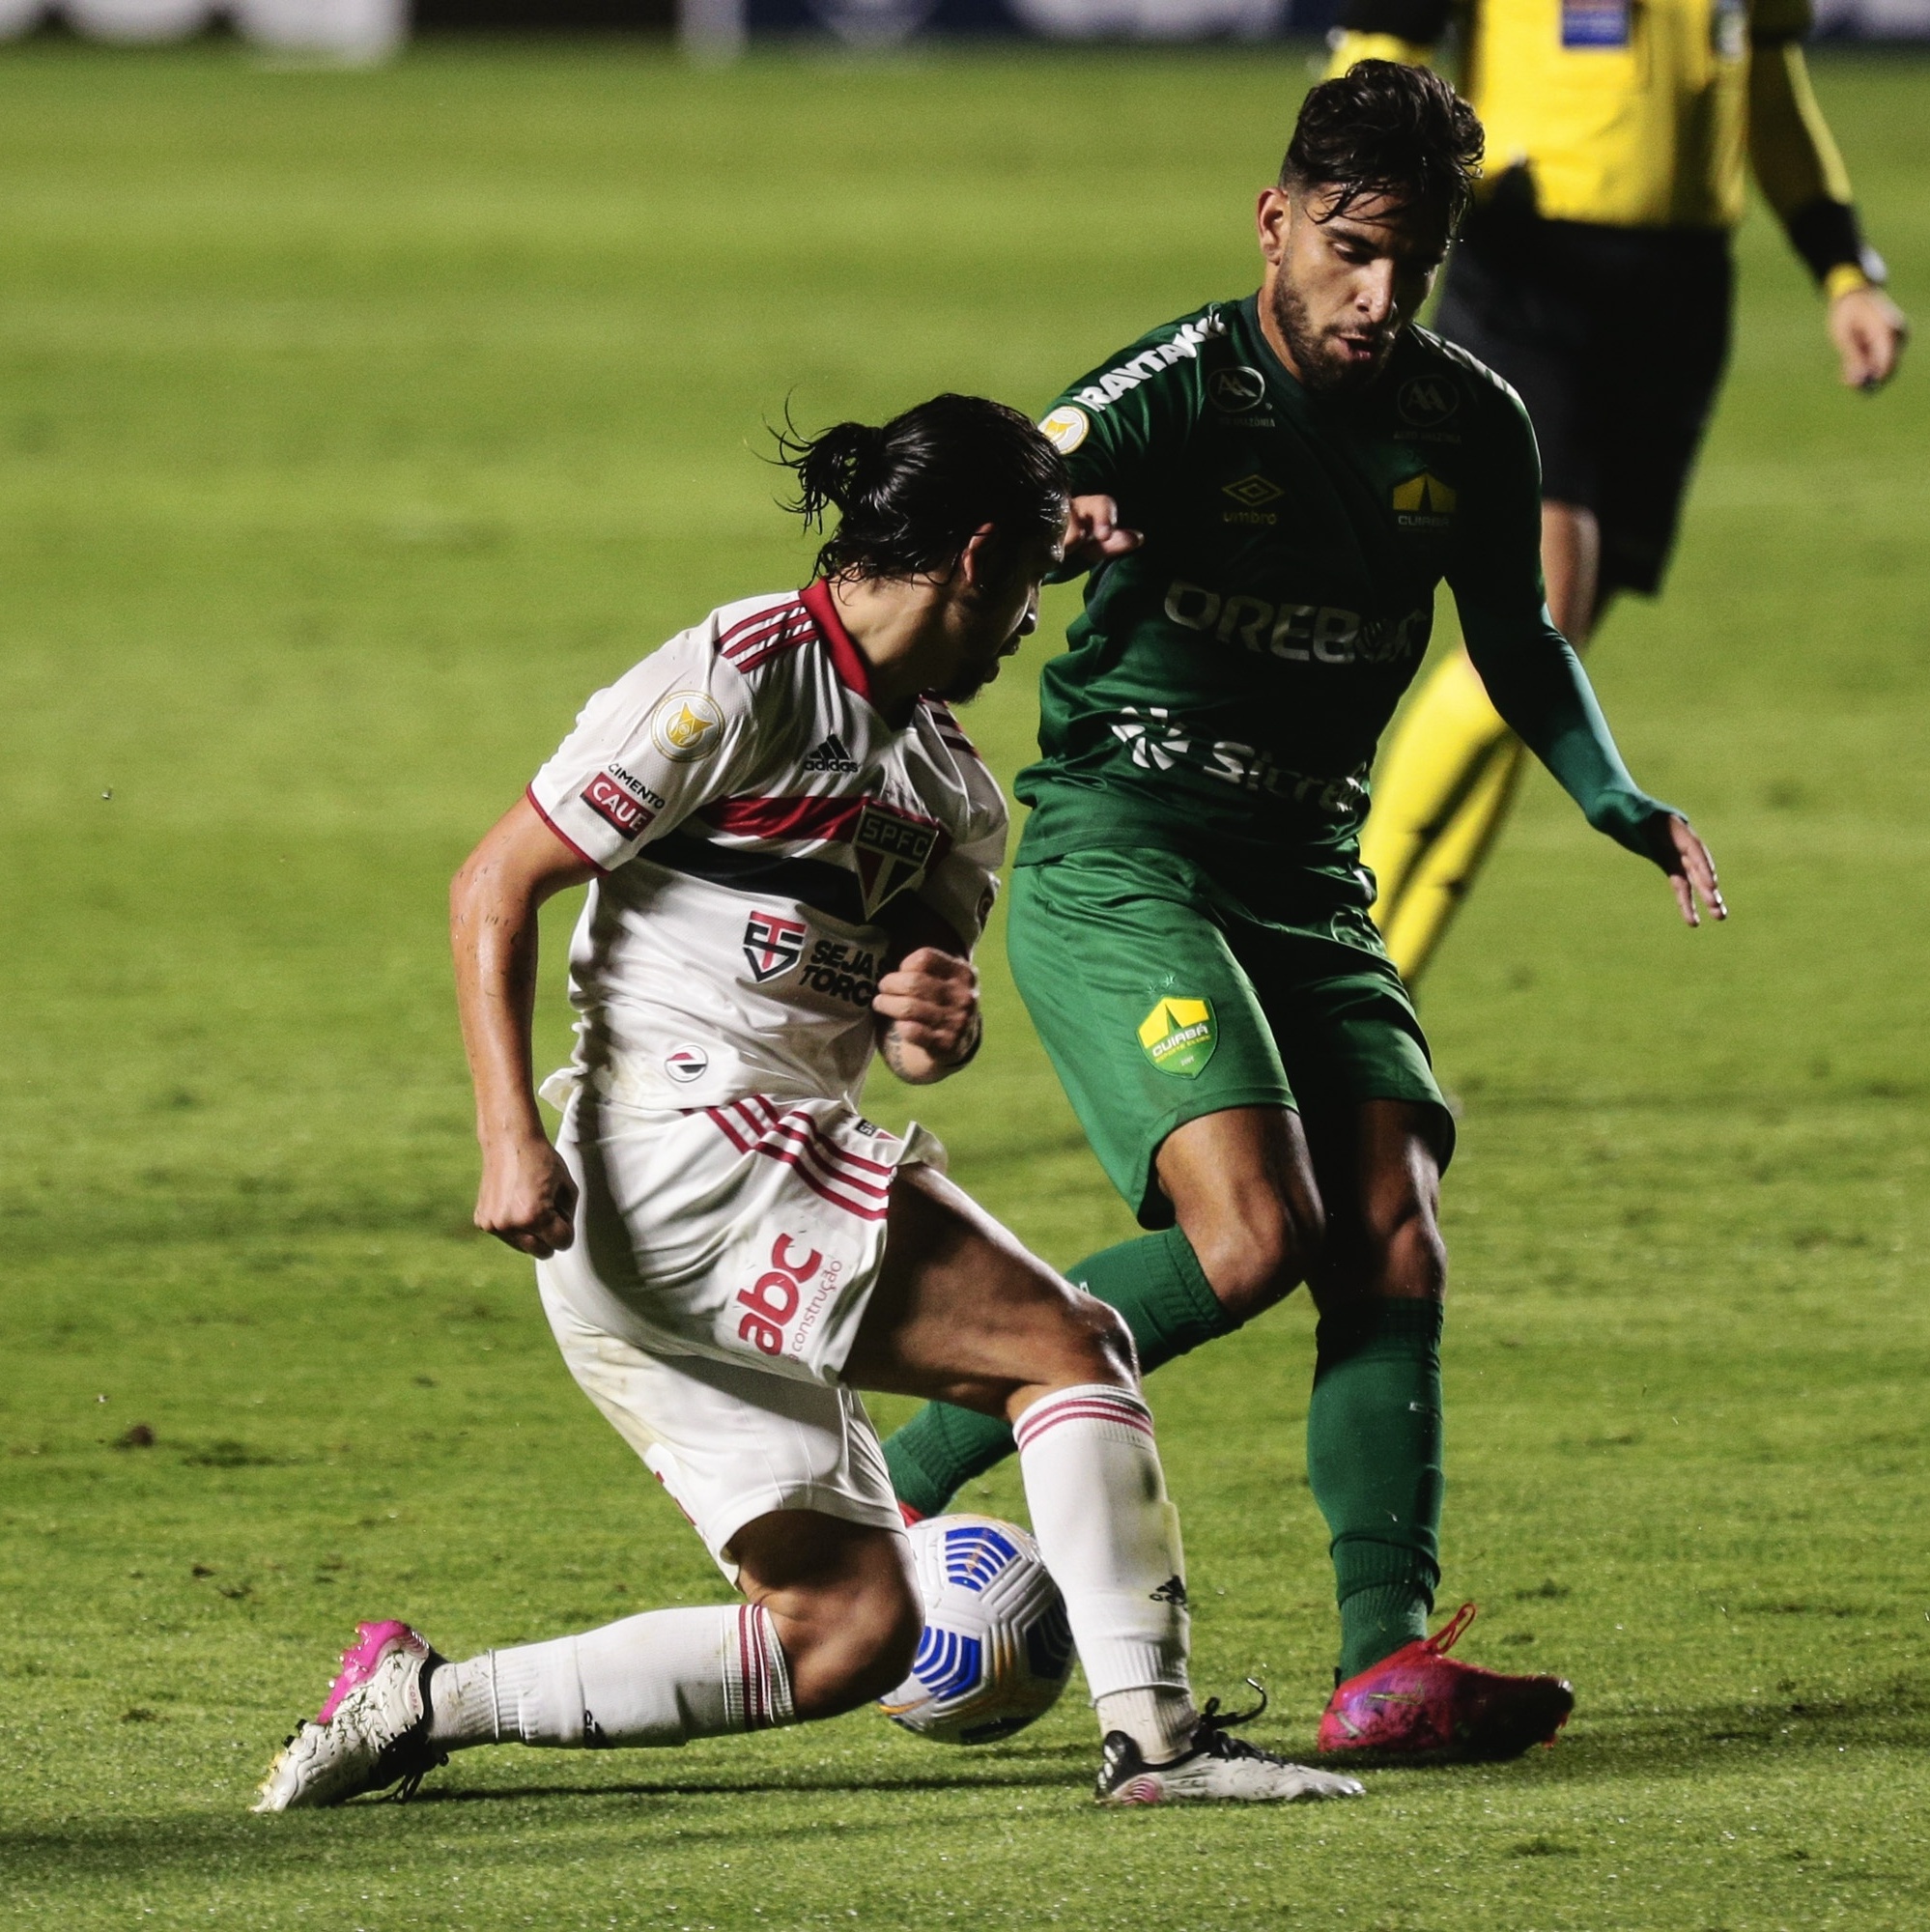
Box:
[2,36,1928,1930]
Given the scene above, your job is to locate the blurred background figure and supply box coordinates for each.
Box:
[1331,0,1908,984]
[0,0,408,57]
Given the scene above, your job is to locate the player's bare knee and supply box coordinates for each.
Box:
[1368,1193,1446,1301]
[1064,1291,1136,1386]
[782,1573,922,1719]
[1188,1190,1322,1323]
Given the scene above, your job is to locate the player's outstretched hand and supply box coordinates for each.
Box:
[475,1134,579,1258]
[1063,494,1144,573]
[1829,285,1909,392]
[1643,811,1727,928]
[874,946,981,1084]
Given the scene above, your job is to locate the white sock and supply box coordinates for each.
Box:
[426,1603,795,1750]
[1013,1382,1196,1757]
[1094,1686,1198,1762]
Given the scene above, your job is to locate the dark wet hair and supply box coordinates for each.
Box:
[776,392,1068,582]
[1281,60,1485,234]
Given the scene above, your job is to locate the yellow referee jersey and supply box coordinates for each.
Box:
[1330,0,1873,279]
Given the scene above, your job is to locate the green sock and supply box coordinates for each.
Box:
[1306,1297,1445,1680]
[881,1226,1236,1518]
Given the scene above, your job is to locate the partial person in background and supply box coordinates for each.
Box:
[1334,0,1907,980]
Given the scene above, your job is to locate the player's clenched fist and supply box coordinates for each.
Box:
[873,946,981,1084]
[475,1135,579,1258]
[1062,494,1143,573]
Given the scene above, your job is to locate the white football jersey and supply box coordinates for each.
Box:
[527,582,1008,1112]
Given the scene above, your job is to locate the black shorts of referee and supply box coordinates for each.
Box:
[1433,168,1734,601]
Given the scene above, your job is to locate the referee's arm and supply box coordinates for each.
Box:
[1747,0,1908,386]
[1323,0,1448,75]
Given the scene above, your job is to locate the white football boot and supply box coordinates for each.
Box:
[1095,1694,1366,1806]
[253,1619,448,1812]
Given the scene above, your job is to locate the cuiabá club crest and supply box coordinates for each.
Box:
[852,800,940,919]
[743,910,809,982]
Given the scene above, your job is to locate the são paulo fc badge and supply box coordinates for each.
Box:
[852,799,939,919]
[743,910,808,983]
[1137,997,1216,1078]
[664,1043,710,1083]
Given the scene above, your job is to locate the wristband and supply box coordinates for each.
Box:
[1825,262,1874,303]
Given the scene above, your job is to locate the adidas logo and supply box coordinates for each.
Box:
[803,733,860,774]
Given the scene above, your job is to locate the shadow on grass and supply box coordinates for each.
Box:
[1343,1679,1930,1785]
[0,1748,1095,1885]
[10,1689,1928,1891]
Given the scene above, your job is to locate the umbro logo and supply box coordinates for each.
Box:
[1221,472,1283,508]
[803,733,860,774]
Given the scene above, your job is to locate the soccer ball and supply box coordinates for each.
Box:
[877,1513,1075,1746]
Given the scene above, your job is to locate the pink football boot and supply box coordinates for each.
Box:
[253,1620,445,1811]
[316,1620,432,1724]
[1317,1603,1574,1761]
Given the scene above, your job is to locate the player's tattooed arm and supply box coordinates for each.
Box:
[873,933,982,1085]
[875,947,982,1084]
[450,795,597,1258]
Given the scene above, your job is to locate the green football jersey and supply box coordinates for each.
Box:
[1018,295,1549,910]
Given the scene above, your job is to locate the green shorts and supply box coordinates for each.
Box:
[1008,847,1453,1229]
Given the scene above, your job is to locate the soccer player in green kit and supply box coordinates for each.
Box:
[882,62,1726,1760]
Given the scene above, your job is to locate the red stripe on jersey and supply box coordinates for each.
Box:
[790,1159,893,1222]
[729,623,814,673]
[720,615,793,664]
[733,627,816,674]
[524,785,609,875]
[740,1095,897,1179]
[703,794,866,844]
[801,579,875,704]
[922,698,985,762]
[786,1126,894,1205]
[717,599,801,656]
[700,1102,895,1223]
[717,604,814,677]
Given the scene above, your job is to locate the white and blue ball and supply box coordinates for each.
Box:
[878,1513,1076,1746]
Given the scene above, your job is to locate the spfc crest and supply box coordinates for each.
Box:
[743,910,808,982]
[852,800,939,920]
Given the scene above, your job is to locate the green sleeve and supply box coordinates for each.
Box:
[1461,605,1674,854]
[1038,308,1218,578]
[1448,381,1677,857]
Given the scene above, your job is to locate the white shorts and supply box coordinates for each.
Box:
[541,1085,945,1382]
[538,1274,904,1580]
[535,1084,940,1573]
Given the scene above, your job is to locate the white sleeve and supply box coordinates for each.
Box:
[526,620,761,872]
[918,770,1008,956]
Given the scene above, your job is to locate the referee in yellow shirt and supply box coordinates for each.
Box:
[1335,0,1908,981]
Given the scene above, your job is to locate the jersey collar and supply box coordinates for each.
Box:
[801,580,877,707]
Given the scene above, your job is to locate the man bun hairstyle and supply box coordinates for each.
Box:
[777,392,1068,582]
[1282,59,1485,234]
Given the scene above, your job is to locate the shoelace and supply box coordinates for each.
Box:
[1426,1602,1479,1657]
[390,1750,448,1803]
[1191,1682,1274,1760]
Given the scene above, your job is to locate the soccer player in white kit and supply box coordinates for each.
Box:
[253,395,1363,1811]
